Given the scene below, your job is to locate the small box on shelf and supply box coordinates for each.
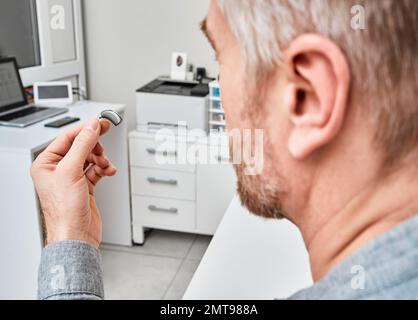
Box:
[209,124,226,134]
[210,99,223,110]
[209,80,221,98]
[210,112,225,123]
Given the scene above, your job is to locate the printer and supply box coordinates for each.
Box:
[136,77,210,132]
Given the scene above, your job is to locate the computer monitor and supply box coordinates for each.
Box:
[0,57,28,114]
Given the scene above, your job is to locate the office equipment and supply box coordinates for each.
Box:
[0,57,68,128]
[100,110,123,126]
[190,83,209,97]
[34,81,73,106]
[171,52,187,80]
[0,101,132,299]
[184,196,313,299]
[129,129,236,244]
[44,116,80,128]
[136,77,209,131]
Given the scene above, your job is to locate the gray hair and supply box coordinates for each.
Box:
[217,0,418,166]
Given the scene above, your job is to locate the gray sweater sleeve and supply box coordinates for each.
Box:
[38,240,104,300]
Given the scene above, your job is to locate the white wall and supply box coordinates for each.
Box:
[82,0,217,130]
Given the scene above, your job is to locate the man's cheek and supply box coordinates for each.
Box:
[221,90,241,129]
[224,105,239,131]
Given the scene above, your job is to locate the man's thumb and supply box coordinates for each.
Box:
[61,118,100,172]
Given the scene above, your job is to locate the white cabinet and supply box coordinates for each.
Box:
[129,130,236,244]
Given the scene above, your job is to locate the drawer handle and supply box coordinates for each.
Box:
[217,155,230,162]
[147,177,178,185]
[148,205,178,214]
[147,122,188,129]
[146,148,177,157]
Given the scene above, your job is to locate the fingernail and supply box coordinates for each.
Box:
[86,118,99,131]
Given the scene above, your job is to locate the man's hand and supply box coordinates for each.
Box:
[31,118,117,248]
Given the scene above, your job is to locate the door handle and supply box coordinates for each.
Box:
[148,205,178,214]
[146,148,177,157]
[147,177,178,186]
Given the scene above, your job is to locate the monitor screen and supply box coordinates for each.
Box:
[0,0,41,68]
[38,85,70,99]
[0,60,26,111]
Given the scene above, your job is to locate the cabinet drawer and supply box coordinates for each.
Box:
[132,196,195,230]
[129,138,195,173]
[131,167,196,201]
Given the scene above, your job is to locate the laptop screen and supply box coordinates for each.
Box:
[0,60,27,113]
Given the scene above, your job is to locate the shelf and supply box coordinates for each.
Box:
[209,96,221,101]
[209,121,226,126]
[208,130,228,137]
[209,108,225,114]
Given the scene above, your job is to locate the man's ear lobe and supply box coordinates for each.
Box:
[284,34,351,160]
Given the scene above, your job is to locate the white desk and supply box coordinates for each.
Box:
[0,101,132,299]
[184,196,313,300]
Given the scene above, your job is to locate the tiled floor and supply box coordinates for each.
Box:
[100,230,212,300]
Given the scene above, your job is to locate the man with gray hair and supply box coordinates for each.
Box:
[31,0,418,299]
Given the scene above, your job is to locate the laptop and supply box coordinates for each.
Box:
[0,57,68,128]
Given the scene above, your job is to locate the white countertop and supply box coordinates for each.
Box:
[0,101,124,153]
[184,196,313,300]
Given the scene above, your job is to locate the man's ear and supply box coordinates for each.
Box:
[283,34,351,159]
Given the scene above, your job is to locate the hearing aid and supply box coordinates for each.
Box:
[99,110,123,126]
